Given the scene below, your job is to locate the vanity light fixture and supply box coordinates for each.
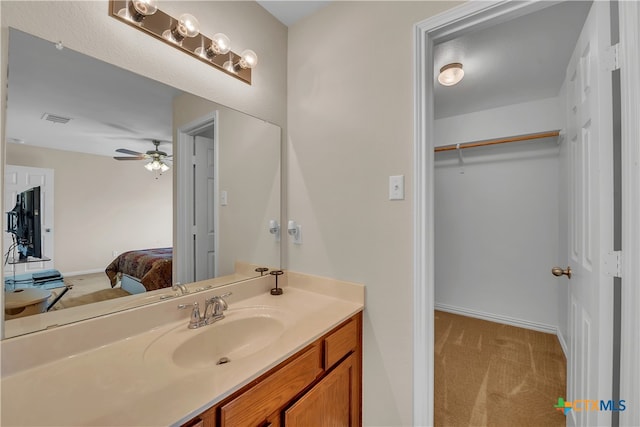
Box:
[438,62,464,86]
[109,0,257,84]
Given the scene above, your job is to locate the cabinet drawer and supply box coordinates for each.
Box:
[220,344,322,426]
[324,318,357,369]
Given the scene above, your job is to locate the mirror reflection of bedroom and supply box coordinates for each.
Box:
[3,28,176,315]
[3,29,281,328]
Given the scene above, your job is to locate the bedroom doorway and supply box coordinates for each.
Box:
[3,165,54,275]
[175,113,219,285]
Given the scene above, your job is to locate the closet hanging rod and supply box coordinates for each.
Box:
[434,130,561,153]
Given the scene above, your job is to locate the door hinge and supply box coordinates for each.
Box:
[604,43,620,71]
[604,250,622,278]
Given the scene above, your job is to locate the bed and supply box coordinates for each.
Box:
[105,248,173,292]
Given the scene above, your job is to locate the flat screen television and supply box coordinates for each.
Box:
[6,186,42,260]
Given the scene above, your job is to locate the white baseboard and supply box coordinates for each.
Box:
[62,268,104,277]
[434,303,558,334]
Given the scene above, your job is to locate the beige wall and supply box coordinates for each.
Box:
[6,144,172,274]
[218,107,281,274]
[287,2,459,425]
[173,93,281,276]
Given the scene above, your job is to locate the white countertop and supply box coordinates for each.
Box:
[0,272,364,426]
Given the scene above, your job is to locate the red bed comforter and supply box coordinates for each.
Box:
[105,247,173,291]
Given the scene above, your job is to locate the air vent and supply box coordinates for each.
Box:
[41,112,71,124]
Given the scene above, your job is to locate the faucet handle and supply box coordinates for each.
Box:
[178,301,202,329]
[204,292,232,324]
[207,292,232,305]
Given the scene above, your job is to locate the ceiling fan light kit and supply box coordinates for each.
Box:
[109,0,257,85]
[114,139,171,173]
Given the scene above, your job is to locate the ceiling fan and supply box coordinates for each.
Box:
[114,139,172,172]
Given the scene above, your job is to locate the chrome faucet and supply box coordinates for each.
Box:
[172,282,188,295]
[204,293,231,325]
[178,292,231,329]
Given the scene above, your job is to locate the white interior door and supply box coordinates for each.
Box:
[3,165,54,275]
[563,2,614,426]
[193,135,217,281]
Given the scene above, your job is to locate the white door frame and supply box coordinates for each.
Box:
[412,1,640,425]
[618,1,640,424]
[175,111,220,285]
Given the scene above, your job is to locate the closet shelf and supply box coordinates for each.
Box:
[434,130,561,153]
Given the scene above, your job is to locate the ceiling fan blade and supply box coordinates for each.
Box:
[116,148,143,156]
[114,156,145,160]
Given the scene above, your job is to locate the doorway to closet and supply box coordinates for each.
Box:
[432,3,587,421]
[414,3,633,424]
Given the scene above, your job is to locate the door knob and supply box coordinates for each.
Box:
[551,266,572,279]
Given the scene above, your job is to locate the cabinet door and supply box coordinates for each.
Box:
[284,355,357,427]
[221,345,322,426]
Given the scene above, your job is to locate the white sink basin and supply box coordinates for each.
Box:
[144,306,290,369]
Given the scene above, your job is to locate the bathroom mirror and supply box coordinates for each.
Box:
[2,29,281,338]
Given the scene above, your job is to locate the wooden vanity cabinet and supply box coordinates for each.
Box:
[183,312,362,427]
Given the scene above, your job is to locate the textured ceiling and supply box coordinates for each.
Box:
[434,1,592,119]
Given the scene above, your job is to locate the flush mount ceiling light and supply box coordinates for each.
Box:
[109,0,257,85]
[438,63,464,86]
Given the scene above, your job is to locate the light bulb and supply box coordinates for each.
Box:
[160,163,170,172]
[144,162,154,171]
[132,0,157,16]
[151,160,162,170]
[196,33,231,59]
[238,49,258,69]
[210,33,231,55]
[163,13,200,44]
[438,63,464,86]
[120,0,157,23]
[177,13,200,38]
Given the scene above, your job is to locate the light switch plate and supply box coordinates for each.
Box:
[389,175,405,200]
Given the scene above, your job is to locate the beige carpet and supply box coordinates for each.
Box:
[49,272,129,310]
[435,310,566,427]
